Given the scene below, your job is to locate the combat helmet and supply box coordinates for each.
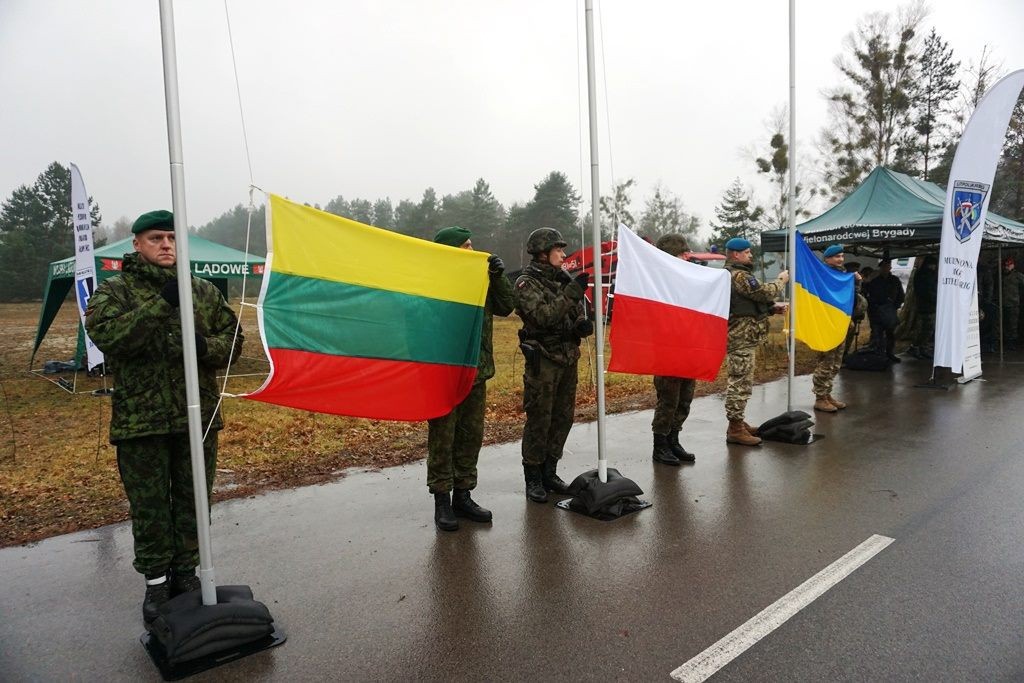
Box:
[527,227,568,255]
[655,233,690,257]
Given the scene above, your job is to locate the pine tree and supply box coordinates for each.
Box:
[709,179,763,244]
[599,179,636,236]
[0,162,102,301]
[911,28,960,180]
[638,185,699,243]
[755,108,815,229]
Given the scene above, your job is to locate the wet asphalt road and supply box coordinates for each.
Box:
[4,356,1024,681]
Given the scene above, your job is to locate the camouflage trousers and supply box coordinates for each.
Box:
[427,382,486,493]
[116,432,217,577]
[725,345,757,422]
[521,355,578,466]
[812,343,845,398]
[651,376,695,435]
[914,311,936,350]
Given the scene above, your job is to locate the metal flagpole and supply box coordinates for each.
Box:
[584,0,607,483]
[786,0,797,412]
[158,0,217,607]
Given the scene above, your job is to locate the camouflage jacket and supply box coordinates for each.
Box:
[514,262,588,366]
[85,253,243,443]
[726,261,784,350]
[477,272,515,383]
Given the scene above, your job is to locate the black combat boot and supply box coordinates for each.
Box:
[170,567,201,596]
[524,465,548,503]
[434,492,459,531]
[142,574,170,626]
[541,457,570,494]
[652,433,680,466]
[667,430,696,462]
[452,488,492,523]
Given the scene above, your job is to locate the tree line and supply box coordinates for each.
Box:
[2,1,1023,301]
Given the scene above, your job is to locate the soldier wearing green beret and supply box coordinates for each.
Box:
[514,227,593,503]
[723,237,788,445]
[85,210,243,626]
[426,226,514,531]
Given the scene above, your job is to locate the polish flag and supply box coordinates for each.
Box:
[608,226,730,381]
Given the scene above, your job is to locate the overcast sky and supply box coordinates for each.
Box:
[2,0,1023,244]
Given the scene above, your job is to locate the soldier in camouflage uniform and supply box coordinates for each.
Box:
[651,234,698,466]
[812,245,863,413]
[85,210,242,626]
[723,237,789,446]
[426,227,515,531]
[515,227,594,503]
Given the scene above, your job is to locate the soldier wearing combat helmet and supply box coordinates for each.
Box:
[85,210,243,627]
[723,236,789,445]
[514,227,594,503]
[650,233,698,466]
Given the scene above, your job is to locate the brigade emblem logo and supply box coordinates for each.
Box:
[951,180,990,243]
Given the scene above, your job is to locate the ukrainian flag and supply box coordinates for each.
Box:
[793,232,854,351]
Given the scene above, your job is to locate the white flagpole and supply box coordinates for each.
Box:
[158,0,217,607]
[786,0,797,412]
[584,0,607,483]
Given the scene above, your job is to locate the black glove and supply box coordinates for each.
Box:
[574,318,595,337]
[574,271,590,290]
[487,254,504,275]
[194,333,208,358]
[555,268,573,284]
[160,279,180,307]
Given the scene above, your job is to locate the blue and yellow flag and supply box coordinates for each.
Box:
[793,233,854,351]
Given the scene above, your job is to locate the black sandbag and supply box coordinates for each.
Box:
[755,410,812,434]
[150,585,275,665]
[566,468,643,516]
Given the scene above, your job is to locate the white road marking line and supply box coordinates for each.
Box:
[670,534,895,683]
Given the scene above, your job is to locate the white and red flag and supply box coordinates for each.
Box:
[608,225,730,381]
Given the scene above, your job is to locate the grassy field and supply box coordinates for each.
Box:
[0,298,828,547]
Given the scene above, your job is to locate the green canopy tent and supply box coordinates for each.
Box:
[761,167,1024,256]
[31,234,265,370]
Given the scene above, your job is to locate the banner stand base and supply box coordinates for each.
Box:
[916,367,958,391]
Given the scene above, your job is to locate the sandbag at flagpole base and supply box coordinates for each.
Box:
[140,585,285,681]
[756,410,821,445]
[555,468,652,520]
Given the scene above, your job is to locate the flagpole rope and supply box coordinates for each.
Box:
[202,1,267,438]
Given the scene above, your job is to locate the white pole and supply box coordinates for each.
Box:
[158,0,217,607]
[584,0,607,483]
[786,0,797,412]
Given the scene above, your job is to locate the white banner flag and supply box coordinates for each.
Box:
[934,70,1024,373]
[70,163,104,371]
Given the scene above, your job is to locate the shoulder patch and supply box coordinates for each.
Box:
[747,277,760,290]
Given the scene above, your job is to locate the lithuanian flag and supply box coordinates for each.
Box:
[793,232,855,352]
[245,195,489,420]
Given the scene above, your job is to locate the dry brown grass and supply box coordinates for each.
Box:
[0,299,831,546]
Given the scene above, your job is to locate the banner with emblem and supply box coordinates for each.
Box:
[934,70,1024,373]
[70,163,104,371]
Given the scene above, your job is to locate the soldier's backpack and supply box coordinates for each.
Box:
[756,410,815,445]
[844,348,891,371]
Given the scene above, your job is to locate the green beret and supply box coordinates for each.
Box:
[132,210,174,234]
[823,244,844,258]
[725,237,751,251]
[434,226,472,248]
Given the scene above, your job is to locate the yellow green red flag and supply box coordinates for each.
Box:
[245,195,489,420]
